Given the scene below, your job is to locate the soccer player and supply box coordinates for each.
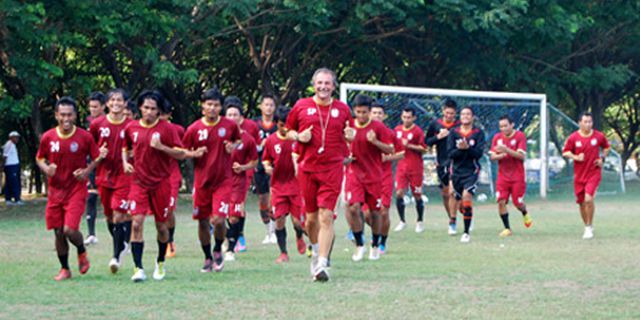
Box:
[345,94,394,261]
[393,107,427,233]
[425,99,460,235]
[223,97,258,261]
[562,112,610,239]
[285,67,354,281]
[262,107,308,263]
[122,90,187,282]
[447,106,486,243]
[254,94,279,245]
[36,96,107,281]
[83,91,106,245]
[489,115,533,237]
[160,110,185,258]
[89,88,134,274]
[182,88,240,273]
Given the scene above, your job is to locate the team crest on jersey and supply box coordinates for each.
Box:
[238,143,244,150]
[70,142,79,153]
[396,131,402,138]
[408,133,414,140]
[307,108,317,116]
[152,132,160,140]
[120,130,125,138]
[218,127,226,137]
[469,139,476,146]
[497,139,503,146]
[331,108,339,118]
[576,141,583,148]
[510,139,516,146]
[591,138,597,146]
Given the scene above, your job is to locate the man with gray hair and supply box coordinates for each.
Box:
[3,131,23,205]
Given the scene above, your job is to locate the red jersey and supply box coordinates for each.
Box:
[36,126,100,190]
[169,122,185,184]
[395,124,425,174]
[285,97,353,173]
[240,118,260,149]
[183,117,241,189]
[490,130,527,183]
[383,126,404,177]
[348,120,393,184]
[89,115,131,188]
[123,119,183,189]
[263,132,299,196]
[231,131,258,177]
[562,130,610,183]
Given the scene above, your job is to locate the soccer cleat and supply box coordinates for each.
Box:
[369,247,380,260]
[460,233,471,243]
[84,235,98,246]
[54,268,72,281]
[523,214,533,228]
[415,221,425,233]
[352,246,366,262]
[131,267,147,282]
[499,229,513,238]
[109,258,120,274]
[153,261,165,280]
[448,223,457,236]
[78,252,90,274]
[310,254,319,276]
[346,230,355,242]
[224,251,236,261]
[200,258,213,273]
[261,234,272,244]
[119,241,130,263]
[394,221,407,232]
[213,252,224,272]
[235,236,247,252]
[379,244,386,255]
[582,226,594,240]
[275,252,289,264]
[313,267,330,282]
[269,232,277,244]
[166,242,176,258]
[296,237,306,255]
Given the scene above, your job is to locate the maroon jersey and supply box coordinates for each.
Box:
[395,124,425,174]
[562,130,610,183]
[169,122,185,184]
[89,115,132,188]
[383,126,404,178]
[37,126,100,190]
[263,133,299,196]
[240,118,260,149]
[183,117,241,189]
[286,97,353,173]
[348,120,393,184]
[231,131,258,178]
[123,119,183,189]
[490,130,527,183]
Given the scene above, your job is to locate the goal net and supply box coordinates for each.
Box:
[340,83,625,201]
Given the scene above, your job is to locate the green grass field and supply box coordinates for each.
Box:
[1,183,639,319]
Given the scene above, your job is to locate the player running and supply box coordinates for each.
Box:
[36,97,107,281]
[393,107,427,233]
[447,106,486,243]
[425,99,460,235]
[489,115,533,237]
[160,110,185,258]
[83,91,106,246]
[562,112,610,239]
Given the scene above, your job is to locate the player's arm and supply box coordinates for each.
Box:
[262,160,273,175]
[404,143,427,153]
[447,134,464,159]
[502,146,525,160]
[36,157,56,177]
[468,133,486,159]
[367,129,394,154]
[425,122,439,146]
[150,136,187,160]
[383,150,405,162]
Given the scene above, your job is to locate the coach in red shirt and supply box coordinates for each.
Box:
[286,67,354,282]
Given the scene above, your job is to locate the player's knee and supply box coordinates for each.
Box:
[395,190,404,198]
[54,228,65,239]
[62,226,77,238]
[318,210,333,226]
[584,195,594,204]
[211,216,225,227]
[228,216,239,225]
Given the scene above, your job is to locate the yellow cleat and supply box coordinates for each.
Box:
[523,214,533,228]
[166,242,176,259]
[499,228,513,238]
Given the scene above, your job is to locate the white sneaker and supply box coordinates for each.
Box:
[109,258,120,274]
[131,268,147,282]
[261,234,272,244]
[394,221,407,232]
[582,226,594,239]
[153,262,165,280]
[84,235,98,246]
[352,246,366,262]
[460,233,471,243]
[269,232,277,244]
[369,247,380,260]
[415,221,425,233]
[310,254,319,276]
[313,266,330,282]
[119,242,130,262]
[224,251,236,261]
[448,224,457,236]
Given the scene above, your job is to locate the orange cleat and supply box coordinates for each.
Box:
[54,268,72,281]
[78,252,90,274]
[166,242,176,258]
[275,253,289,264]
[296,237,306,255]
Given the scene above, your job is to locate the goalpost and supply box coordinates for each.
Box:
[340,83,625,200]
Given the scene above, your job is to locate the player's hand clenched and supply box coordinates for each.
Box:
[366,129,377,143]
[594,157,604,167]
[437,128,449,140]
[344,121,356,141]
[123,162,134,173]
[150,135,163,149]
[193,146,207,158]
[298,125,313,143]
[73,168,89,181]
[574,153,585,162]
[45,163,57,177]
[495,145,507,153]
[99,143,108,160]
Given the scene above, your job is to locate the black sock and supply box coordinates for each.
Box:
[157,240,167,263]
[213,237,224,253]
[58,254,70,270]
[372,234,380,247]
[76,244,86,255]
[294,225,304,239]
[226,223,238,252]
[354,231,364,247]
[381,235,388,246]
[87,193,97,236]
[112,223,125,259]
[449,216,457,225]
[107,222,115,238]
[463,206,473,234]
[168,227,175,243]
[123,221,132,244]
[520,208,528,216]
[416,198,424,222]
[260,210,270,224]
[500,212,510,229]
[202,244,213,260]
[396,197,405,222]
[238,216,246,237]
[276,228,287,254]
[131,241,144,269]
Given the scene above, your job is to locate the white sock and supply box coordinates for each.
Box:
[311,243,319,255]
[318,256,328,268]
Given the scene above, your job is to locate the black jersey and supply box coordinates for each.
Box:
[447,126,486,177]
[254,117,278,148]
[425,118,460,167]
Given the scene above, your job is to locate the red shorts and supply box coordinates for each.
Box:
[395,169,423,195]
[230,174,249,204]
[45,182,87,230]
[98,175,131,217]
[169,169,181,212]
[298,165,344,213]
[495,179,526,207]
[574,175,601,204]
[128,182,171,223]
[192,180,232,220]
[345,174,382,211]
[272,192,303,221]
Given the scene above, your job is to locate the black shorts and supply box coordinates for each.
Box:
[452,174,478,200]
[254,170,270,194]
[436,165,450,189]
